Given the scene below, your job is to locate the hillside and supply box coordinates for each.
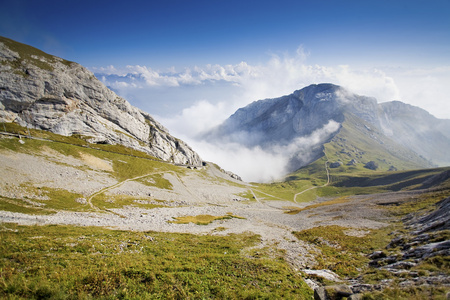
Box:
[323,112,432,172]
[0,36,201,166]
[1,127,450,298]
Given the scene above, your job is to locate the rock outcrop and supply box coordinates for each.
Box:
[364,161,378,170]
[0,36,202,166]
[310,197,450,299]
[355,197,450,297]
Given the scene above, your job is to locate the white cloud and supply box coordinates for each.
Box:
[385,66,450,119]
[95,46,407,116]
[186,121,340,182]
[333,66,401,102]
[92,48,450,181]
[156,100,231,138]
[93,48,450,122]
[188,140,287,183]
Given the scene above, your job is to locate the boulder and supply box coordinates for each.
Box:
[388,165,397,171]
[364,161,378,170]
[368,250,386,260]
[314,285,353,300]
[314,287,328,300]
[347,159,357,166]
[329,161,343,168]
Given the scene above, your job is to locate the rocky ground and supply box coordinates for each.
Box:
[0,145,391,266]
[1,141,449,299]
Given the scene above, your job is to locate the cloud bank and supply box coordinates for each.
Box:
[187,121,340,182]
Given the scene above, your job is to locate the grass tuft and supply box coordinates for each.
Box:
[169,213,246,225]
[283,196,350,214]
[293,225,393,277]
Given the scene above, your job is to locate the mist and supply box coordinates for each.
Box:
[94,48,450,182]
[180,121,340,182]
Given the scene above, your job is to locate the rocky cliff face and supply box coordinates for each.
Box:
[205,83,450,171]
[0,36,202,166]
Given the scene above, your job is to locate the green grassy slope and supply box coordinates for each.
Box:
[275,111,445,200]
[0,123,211,214]
[0,224,312,299]
[324,112,432,172]
[1,121,449,299]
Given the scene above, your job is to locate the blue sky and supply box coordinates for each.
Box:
[2,0,449,69]
[2,0,450,180]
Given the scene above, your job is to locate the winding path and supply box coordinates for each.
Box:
[86,169,208,214]
[293,156,330,203]
[85,153,331,214]
[248,154,331,208]
[87,172,163,212]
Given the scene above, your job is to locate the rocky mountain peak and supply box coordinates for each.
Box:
[207,83,378,147]
[0,36,202,166]
[205,83,450,174]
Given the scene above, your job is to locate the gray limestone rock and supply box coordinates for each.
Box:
[314,285,353,300]
[0,36,202,166]
[364,161,378,170]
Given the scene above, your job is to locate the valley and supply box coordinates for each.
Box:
[1,128,449,299]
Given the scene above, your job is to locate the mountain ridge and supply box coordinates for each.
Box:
[205,83,449,175]
[0,36,202,166]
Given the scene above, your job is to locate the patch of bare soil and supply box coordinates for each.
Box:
[79,152,113,172]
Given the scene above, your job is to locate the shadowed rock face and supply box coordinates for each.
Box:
[0,36,202,166]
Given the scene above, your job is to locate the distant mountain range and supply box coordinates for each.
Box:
[0,36,202,166]
[205,83,450,173]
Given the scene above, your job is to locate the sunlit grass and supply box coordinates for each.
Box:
[0,185,90,214]
[0,223,313,299]
[283,196,350,214]
[169,213,246,225]
[0,196,55,215]
[136,173,174,190]
[294,225,394,278]
[253,181,313,201]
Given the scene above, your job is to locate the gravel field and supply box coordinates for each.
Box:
[0,145,421,269]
